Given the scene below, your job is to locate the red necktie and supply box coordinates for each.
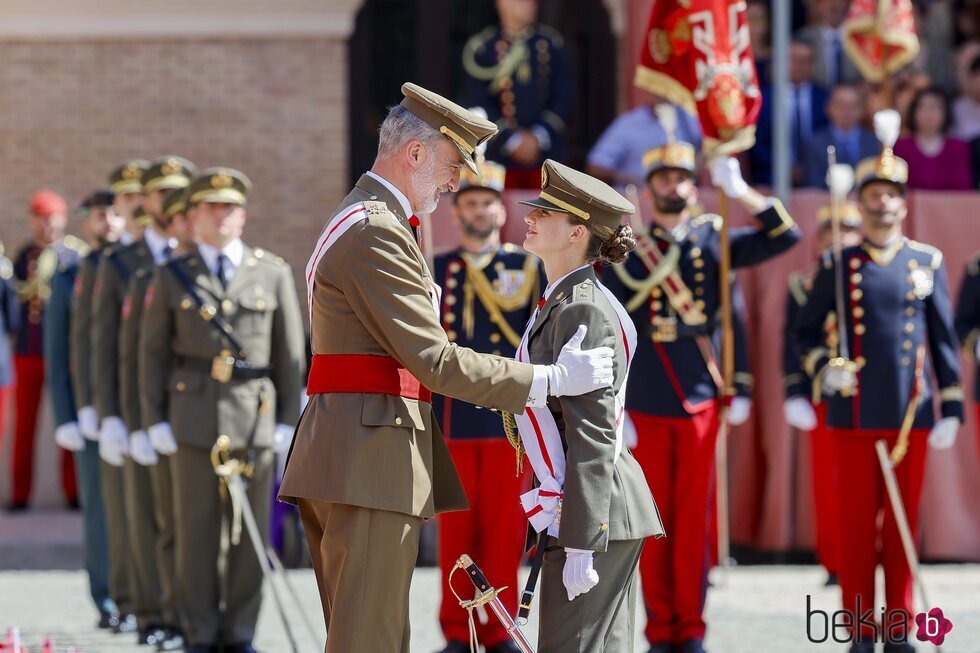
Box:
[409,215,421,228]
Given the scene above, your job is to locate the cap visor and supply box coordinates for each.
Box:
[517,196,573,214]
[191,190,246,206]
[455,143,479,174]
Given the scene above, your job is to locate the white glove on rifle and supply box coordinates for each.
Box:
[148,422,178,456]
[541,325,615,398]
[784,396,818,431]
[622,411,638,449]
[563,548,600,601]
[726,397,752,426]
[709,157,749,199]
[928,417,959,450]
[55,422,86,452]
[99,416,128,467]
[822,366,857,396]
[129,431,159,466]
[272,423,295,454]
[78,406,100,441]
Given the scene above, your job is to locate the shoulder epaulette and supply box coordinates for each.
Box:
[251,247,287,267]
[691,213,723,231]
[908,240,943,269]
[788,271,808,306]
[363,200,388,217]
[570,279,595,303]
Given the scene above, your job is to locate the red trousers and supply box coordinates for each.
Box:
[9,355,76,505]
[439,439,527,648]
[631,405,718,645]
[835,429,928,640]
[809,403,840,576]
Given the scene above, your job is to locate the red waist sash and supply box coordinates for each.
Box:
[307,354,432,403]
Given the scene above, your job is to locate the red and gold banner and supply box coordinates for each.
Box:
[635,0,761,157]
[842,0,920,83]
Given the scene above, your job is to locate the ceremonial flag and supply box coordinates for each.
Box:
[842,0,920,83]
[635,0,761,157]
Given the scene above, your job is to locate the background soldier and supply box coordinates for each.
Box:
[9,190,83,511]
[602,142,800,653]
[46,190,122,628]
[955,251,980,433]
[795,141,963,653]
[139,168,304,653]
[461,0,572,188]
[782,202,863,587]
[0,242,19,499]
[432,158,541,653]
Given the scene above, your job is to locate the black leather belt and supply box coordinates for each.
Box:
[176,355,271,382]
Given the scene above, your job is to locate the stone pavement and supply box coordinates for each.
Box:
[1,565,978,652]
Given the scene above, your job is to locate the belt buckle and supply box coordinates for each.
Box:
[211,349,235,383]
[652,317,677,342]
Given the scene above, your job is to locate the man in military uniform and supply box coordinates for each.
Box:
[782,202,863,587]
[602,143,800,653]
[955,252,980,436]
[461,0,572,188]
[47,190,122,628]
[279,82,615,653]
[9,190,84,510]
[432,158,541,653]
[795,147,963,653]
[71,160,148,635]
[140,168,304,653]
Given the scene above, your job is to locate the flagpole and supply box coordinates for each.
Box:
[715,189,734,575]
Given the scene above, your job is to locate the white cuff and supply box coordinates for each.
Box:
[527,365,550,407]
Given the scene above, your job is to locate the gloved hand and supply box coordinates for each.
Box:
[272,423,295,454]
[622,412,638,449]
[129,431,159,466]
[709,157,749,199]
[546,325,615,397]
[563,548,600,601]
[726,396,752,426]
[78,406,100,441]
[822,366,857,396]
[148,422,178,455]
[55,422,86,452]
[928,417,960,450]
[783,396,818,431]
[99,416,129,467]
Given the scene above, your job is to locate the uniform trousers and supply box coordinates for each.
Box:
[10,355,77,504]
[834,428,928,641]
[151,454,179,627]
[298,499,421,653]
[809,403,840,576]
[75,439,114,614]
[123,458,163,628]
[100,460,133,615]
[438,439,527,648]
[630,405,718,645]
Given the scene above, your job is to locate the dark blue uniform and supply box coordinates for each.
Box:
[955,252,980,404]
[461,24,572,174]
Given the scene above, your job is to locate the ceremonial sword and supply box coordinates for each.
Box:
[451,554,535,653]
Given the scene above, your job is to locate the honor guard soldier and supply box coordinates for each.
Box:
[94,157,190,645]
[0,242,18,501]
[955,252,980,434]
[782,202,863,587]
[461,0,572,188]
[279,82,615,653]
[432,158,542,653]
[47,191,123,628]
[795,135,963,653]
[9,190,84,511]
[602,142,800,653]
[139,168,305,653]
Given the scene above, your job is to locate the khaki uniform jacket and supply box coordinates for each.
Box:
[138,246,305,450]
[70,249,103,411]
[278,174,535,519]
[120,267,153,432]
[526,266,664,552]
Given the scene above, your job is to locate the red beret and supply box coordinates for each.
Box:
[30,190,68,218]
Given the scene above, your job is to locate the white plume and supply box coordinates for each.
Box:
[655,103,678,141]
[873,109,901,148]
[826,164,855,196]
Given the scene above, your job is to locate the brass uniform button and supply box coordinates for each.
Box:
[851,289,863,300]
[693,259,705,269]
[447,330,457,341]
[853,307,864,318]
[901,357,911,366]
[902,340,913,351]
[492,350,502,356]
[694,299,706,310]
[854,324,866,335]
[690,247,702,257]
[850,273,862,283]
[904,323,915,334]
[855,356,866,368]
[694,272,705,282]
[904,307,915,316]
[176,382,186,392]
[908,259,918,270]
[447,278,458,289]
[255,299,266,310]
[850,258,861,269]
[651,287,662,298]
[446,295,457,306]
[448,261,461,273]
[652,301,662,311]
[489,333,501,344]
[445,313,456,323]
[181,298,193,310]
[222,299,234,313]
[695,287,705,296]
[906,291,916,301]
[599,523,609,532]
[395,416,403,425]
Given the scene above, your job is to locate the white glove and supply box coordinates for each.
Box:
[272,423,295,454]
[784,396,818,431]
[55,422,86,452]
[99,416,128,467]
[928,417,960,450]
[622,412,638,449]
[709,157,749,199]
[148,422,178,455]
[78,406,100,440]
[822,366,857,396]
[546,325,615,397]
[726,396,752,426]
[129,431,159,466]
[563,548,600,601]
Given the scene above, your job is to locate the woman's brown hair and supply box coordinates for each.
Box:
[568,215,636,265]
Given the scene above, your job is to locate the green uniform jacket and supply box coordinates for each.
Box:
[120,267,154,432]
[70,250,102,411]
[138,245,304,450]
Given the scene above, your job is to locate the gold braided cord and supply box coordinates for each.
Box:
[464,257,539,349]
[502,412,525,476]
[462,33,529,94]
[612,240,681,313]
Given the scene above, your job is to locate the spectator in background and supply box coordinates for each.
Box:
[748,0,773,84]
[953,54,980,140]
[910,0,956,92]
[804,85,880,187]
[751,40,828,186]
[895,87,975,190]
[795,0,861,87]
[586,92,702,188]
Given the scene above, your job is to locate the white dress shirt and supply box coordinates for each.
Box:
[198,239,244,286]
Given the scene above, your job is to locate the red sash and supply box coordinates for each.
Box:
[307,354,432,403]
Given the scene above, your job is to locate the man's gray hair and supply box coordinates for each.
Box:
[376,105,443,159]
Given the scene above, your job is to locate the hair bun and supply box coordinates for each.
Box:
[599,224,636,265]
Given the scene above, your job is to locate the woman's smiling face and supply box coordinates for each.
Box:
[523,207,578,258]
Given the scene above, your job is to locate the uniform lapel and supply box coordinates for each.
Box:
[185,248,224,301]
[355,174,413,227]
[224,245,255,299]
[527,266,594,343]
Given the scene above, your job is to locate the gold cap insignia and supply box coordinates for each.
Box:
[541,168,549,188]
[161,158,183,176]
[211,172,233,189]
[122,164,142,180]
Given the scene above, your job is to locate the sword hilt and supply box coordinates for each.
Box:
[456,554,493,596]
